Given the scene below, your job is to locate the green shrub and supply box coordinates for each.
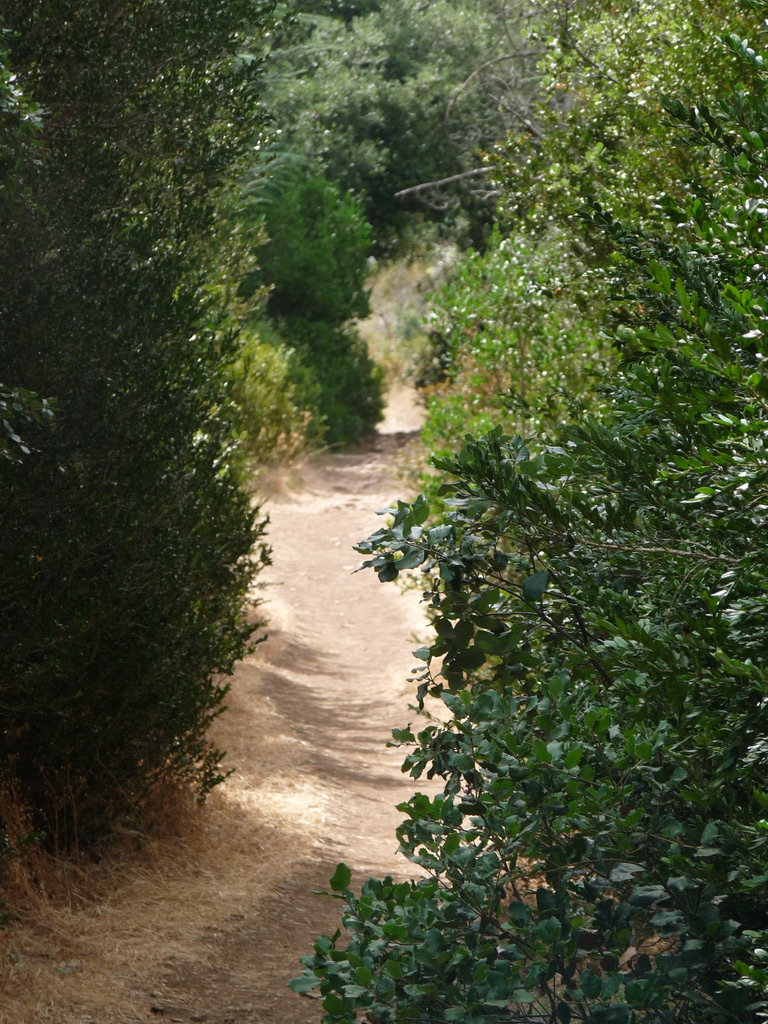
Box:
[230,326,318,472]
[0,0,275,848]
[292,31,768,1024]
[284,318,385,447]
[494,0,754,247]
[240,171,384,446]
[247,172,372,325]
[261,0,539,249]
[416,228,611,500]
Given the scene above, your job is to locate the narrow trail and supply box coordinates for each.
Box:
[0,386,432,1024]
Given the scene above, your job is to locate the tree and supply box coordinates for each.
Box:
[495,0,755,243]
[0,0,275,848]
[413,0,761,506]
[260,0,542,248]
[252,172,372,325]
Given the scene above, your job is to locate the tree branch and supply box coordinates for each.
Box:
[496,95,544,139]
[444,51,542,127]
[395,168,492,199]
[577,538,740,566]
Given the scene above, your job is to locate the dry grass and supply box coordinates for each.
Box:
[0,650,331,1023]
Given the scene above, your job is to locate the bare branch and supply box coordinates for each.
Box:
[395,168,493,200]
[496,95,544,139]
[444,51,542,127]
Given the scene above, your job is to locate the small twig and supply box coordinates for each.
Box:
[577,538,740,565]
[497,95,544,138]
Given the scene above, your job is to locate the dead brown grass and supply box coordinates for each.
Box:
[0,651,331,1023]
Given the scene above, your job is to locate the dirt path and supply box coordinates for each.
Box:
[0,385,431,1024]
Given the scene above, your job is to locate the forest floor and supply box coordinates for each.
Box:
[0,384,434,1024]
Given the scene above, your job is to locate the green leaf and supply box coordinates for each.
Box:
[397,547,427,570]
[609,862,643,883]
[654,323,677,345]
[635,740,653,761]
[522,570,549,602]
[452,753,475,771]
[384,959,404,978]
[343,983,372,998]
[564,747,583,769]
[355,966,373,986]
[650,908,685,935]
[579,968,602,999]
[329,863,352,892]
[649,260,672,293]
[535,916,561,943]
[532,738,552,763]
[549,675,564,699]
[287,974,322,994]
[377,561,399,583]
[323,992,347,1015]
[630,885,668,907]
[701,821,719,843]
[443,831,461,855]
[412,495,431,525]
[557,1001,572,1024]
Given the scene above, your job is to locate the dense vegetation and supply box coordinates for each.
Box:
[239,166,383,445]
[419,0,755,460]
[0,0,545,867]
[236,0,550,448]
[291,1,768,1022]
[0,1,275,851]
[5,3,768,1021]
[260,0,540,249]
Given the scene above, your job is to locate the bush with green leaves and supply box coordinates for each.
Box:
[494,0,755,248]
[280,317,384,448]
[240,170,383,446]
[0,0,275,848]
[292,31,768,1024]
[250,172,372,325]
[230,325,319,473]
[417,227,611,474]
[413,0,764,492]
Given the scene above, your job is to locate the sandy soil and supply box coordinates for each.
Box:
[0,384,433,1024]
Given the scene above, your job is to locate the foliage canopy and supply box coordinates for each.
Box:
[262,0,542,248]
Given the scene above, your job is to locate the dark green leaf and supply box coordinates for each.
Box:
[522,570,549,603]
[330,863,352,892]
